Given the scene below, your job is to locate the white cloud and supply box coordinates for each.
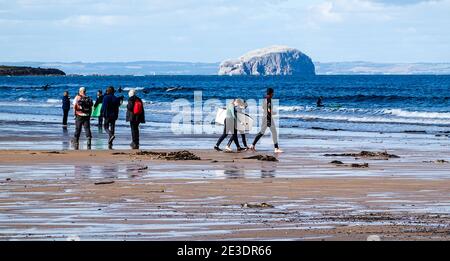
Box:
[0,0,449,62]
[309,2,343,23]
[59,15,127,27]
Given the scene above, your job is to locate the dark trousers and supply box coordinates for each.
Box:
[62,109,69,125]
[74,116,92,141]
[98,116,103,127]
[130,121,140,146]
[216,120,240,148]
[240,134,248,147]
[104,118,116,141]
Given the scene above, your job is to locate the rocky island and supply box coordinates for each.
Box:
[218,46,315,76]
[0,66,66,76]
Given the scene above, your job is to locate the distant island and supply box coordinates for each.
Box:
[0,65,66,76]
[218,46,315,76]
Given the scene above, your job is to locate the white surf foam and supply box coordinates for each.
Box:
[384,109,450,119]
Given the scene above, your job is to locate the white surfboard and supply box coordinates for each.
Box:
[215,108,227,125]
[236,112,254,132]
[215,108,254,132]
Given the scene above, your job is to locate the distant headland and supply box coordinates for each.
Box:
[0,65,66,76]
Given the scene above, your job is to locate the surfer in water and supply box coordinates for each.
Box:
[316,96,324,107]
[251,88,283,153]
[214,99,245,152]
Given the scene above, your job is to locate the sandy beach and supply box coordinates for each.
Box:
[1,147,449,241]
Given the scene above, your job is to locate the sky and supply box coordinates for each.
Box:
[0,0,449,63]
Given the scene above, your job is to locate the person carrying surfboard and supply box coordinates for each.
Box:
[250,88,283,153]
[228,98,249,150]
[126,89,145,150]
[214,99,245,152]
[93,90,104,129]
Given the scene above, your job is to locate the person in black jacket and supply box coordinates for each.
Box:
[126,89,145,149]
[61,91,70,127]
[101,86,121,149]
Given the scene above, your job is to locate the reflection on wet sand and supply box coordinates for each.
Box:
[101,165,119,179]
[74,165,92,179]
[62,127,69,150]
[261,163,277,178]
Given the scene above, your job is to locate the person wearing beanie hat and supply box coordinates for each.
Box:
[126,89,145,149]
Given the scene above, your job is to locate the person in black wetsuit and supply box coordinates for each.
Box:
[250,88,283,153]
[316,96,324,107]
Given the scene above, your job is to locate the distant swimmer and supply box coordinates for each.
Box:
[42,84,50,91]
[118,86,123,93]
[316,96,324,107]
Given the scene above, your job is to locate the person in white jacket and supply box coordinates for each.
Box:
[214,99,245,152]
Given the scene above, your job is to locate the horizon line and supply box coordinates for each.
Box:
[2,60,450,65]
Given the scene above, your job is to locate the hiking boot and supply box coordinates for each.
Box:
[237,147,247,152]
[214,146,222,152]
[249,145,256,151]
[224,146,232,153]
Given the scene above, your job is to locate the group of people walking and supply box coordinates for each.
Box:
[62,86,145,150]
[62,86,282,153]
[214,87,283,153]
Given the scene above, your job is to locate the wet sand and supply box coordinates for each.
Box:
[1,149,449,240]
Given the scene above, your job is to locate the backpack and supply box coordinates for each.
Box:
[133,99,143,115]
[77,96,93,115]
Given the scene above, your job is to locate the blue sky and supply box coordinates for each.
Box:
[0,0,449,63]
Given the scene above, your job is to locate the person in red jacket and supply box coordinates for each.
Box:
[126,89,146,149]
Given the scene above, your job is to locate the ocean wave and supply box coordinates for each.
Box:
[383,109,450,119]
[18,97,28,102]
[282,113,450,126]
[46,99,60,104]
[123,87,145,91]
[278,105,307,112]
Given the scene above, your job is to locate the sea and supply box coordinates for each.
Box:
[0,75,449,134]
